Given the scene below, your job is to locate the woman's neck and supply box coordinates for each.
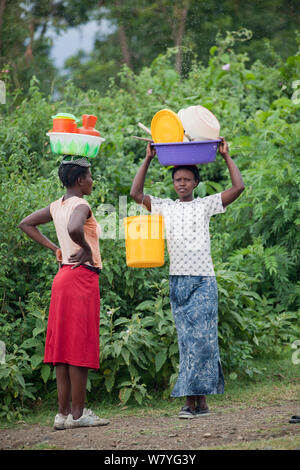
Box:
[63,187,84,200]
[179,195,194,202]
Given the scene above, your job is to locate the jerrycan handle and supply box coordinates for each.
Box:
[138,195,148,233]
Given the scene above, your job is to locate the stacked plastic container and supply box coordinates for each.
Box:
[47,113,105,158]
[150,105,221,166]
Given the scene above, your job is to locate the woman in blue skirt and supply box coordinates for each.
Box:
[130,138,245,418]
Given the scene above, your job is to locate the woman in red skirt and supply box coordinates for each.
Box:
[19,157,109,429]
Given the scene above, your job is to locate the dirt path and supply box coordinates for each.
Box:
[1,401,299,450]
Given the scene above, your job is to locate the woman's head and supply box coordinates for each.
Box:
[58,157,93,194]
[171,165,200,184]
[171,165,200,200]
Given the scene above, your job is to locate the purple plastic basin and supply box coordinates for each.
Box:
[152,140,221,166]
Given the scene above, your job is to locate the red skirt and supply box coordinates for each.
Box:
[44,265,100,369]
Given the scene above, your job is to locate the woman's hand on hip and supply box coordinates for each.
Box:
[68,245,94,268]
[55,248,62,263]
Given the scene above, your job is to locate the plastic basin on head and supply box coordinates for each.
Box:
[124,215,164,268]
[47,132,105,158]
[152,140,221,166]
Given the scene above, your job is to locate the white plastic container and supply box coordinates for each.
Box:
[178,105,220,141]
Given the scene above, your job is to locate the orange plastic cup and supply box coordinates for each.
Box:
[51,118,77,133]
[77,115,100,136]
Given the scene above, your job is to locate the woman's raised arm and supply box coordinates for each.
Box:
[219,138,245,208]
[130,143,156,212]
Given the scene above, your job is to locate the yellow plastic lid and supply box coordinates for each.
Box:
[151,109,184,143]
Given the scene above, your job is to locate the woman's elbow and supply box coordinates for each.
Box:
[235,183,245,195]
[130,191,142,203]
[18,219,26,231]
[240,183,245,194]
[232,184,245,200]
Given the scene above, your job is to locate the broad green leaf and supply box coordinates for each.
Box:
[155,351,167,372]
[41,364,50,383]
[119,387,132,404]
[31,354,43,370]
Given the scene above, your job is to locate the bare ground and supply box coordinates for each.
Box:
[1,400,299,450]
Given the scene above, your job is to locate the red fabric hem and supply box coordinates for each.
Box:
[44,359,99,370]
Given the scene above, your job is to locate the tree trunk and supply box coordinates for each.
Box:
[115,0,132,68]
[0,0,6,50]
[25,17,35,64]
[118,23,132,68]
[172,2,189,74]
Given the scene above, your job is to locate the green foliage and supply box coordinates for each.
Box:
[1,1,299,98]
[63,1,300,93]
[0,33,299,417]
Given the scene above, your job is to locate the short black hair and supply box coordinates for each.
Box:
[58,162,89,188]
[171,165,200,183]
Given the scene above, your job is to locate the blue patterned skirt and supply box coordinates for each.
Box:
[169,275,224,397]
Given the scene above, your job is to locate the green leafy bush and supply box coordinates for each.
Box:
[0,32,299,416]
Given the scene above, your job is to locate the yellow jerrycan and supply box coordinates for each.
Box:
[124,214,164,268]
